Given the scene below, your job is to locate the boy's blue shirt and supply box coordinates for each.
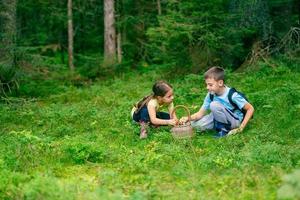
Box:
[201,86,247,122]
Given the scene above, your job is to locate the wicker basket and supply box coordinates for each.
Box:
[170,105,195,139]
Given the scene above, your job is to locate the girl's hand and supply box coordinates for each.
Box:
[179,116,188,124]
[168,119,178,126]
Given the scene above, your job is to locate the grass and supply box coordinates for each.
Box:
[0,61,300,199]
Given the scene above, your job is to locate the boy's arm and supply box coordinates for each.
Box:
[239,102,254,130]
[180,107,207,123]
[190,107,207,121]
[180,93,210,124]
[229,102,254,135]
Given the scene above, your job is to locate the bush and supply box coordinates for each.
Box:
[277,169,300,200]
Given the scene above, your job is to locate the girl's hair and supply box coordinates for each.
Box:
[134,80,172,114]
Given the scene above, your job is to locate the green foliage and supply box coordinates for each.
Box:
[22,174,74,200]
[11,0,299,75]
[146,1,227,67]
[63,138,108,164]
[277,170,300,199]
[1,0,299,197]
[1,58,300,198]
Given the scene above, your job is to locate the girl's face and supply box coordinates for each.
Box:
[205,78,224,95]
[158,88,174,104]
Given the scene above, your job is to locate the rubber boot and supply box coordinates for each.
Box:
[139,121,148,139]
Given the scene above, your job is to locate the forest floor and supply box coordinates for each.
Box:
[0,60,300,199]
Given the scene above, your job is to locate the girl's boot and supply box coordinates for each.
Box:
[139,121,148,139]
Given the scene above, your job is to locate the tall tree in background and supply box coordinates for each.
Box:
[8,0,300,76]
[0,0,17,85]
[157,0,161,15]
[117,30,122,63]
[68,0,74,71]
[116,0,122,63]
[104,0,116,66]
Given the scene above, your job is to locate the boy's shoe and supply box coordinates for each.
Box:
[214,128,229,138]
[139,122,148,139]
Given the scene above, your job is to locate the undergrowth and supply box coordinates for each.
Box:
[0,60,299,199]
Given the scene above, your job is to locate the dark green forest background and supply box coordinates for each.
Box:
[1,1,300,198]
[0,0,300,94]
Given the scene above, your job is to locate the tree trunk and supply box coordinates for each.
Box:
[104,0,116,66]
[68,0,74,71]
[157,0,162,15]
[0,0,17,83]
[117,32,122,63]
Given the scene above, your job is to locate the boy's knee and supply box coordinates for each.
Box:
[191,114,214,131]
[191,121,206,132]
[210,101,223,112]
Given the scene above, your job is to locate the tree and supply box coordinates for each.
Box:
[157,0,161,15]
[68,0,74,71]
[229,0,271,40]
[104,0,116,66]
[116,0,123,63]
[0,0,17,93]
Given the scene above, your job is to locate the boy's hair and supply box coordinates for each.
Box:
[134,80,172,114]
[204,66,225,81]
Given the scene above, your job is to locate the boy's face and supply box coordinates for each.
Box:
[205,78,224,95]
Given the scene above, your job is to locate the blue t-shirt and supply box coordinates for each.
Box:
[201,86,248,122]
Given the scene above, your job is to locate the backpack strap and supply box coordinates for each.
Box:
[228,88,240,111]
[209,93,214,101]
[210,88,241,112]
[210,88,250,120]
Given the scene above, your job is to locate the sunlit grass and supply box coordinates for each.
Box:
[0,62,299,199]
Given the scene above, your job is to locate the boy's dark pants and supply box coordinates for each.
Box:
[133,105,170,123]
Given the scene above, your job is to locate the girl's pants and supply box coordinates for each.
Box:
[133,105,170,123]
[191,101,240,132]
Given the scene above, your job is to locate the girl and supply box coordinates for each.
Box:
[131,80,178,139]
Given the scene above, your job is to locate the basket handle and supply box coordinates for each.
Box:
[171,105,191,124]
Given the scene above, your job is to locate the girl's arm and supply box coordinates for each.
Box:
[148,104,176,125]
[168,105,178,121]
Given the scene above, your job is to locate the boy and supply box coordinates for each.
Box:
[180,66,254,137]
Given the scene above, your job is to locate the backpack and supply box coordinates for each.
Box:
[209,88,250,118]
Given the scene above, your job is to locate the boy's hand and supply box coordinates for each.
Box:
[228,127,244,136]
[179,116,188,124]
